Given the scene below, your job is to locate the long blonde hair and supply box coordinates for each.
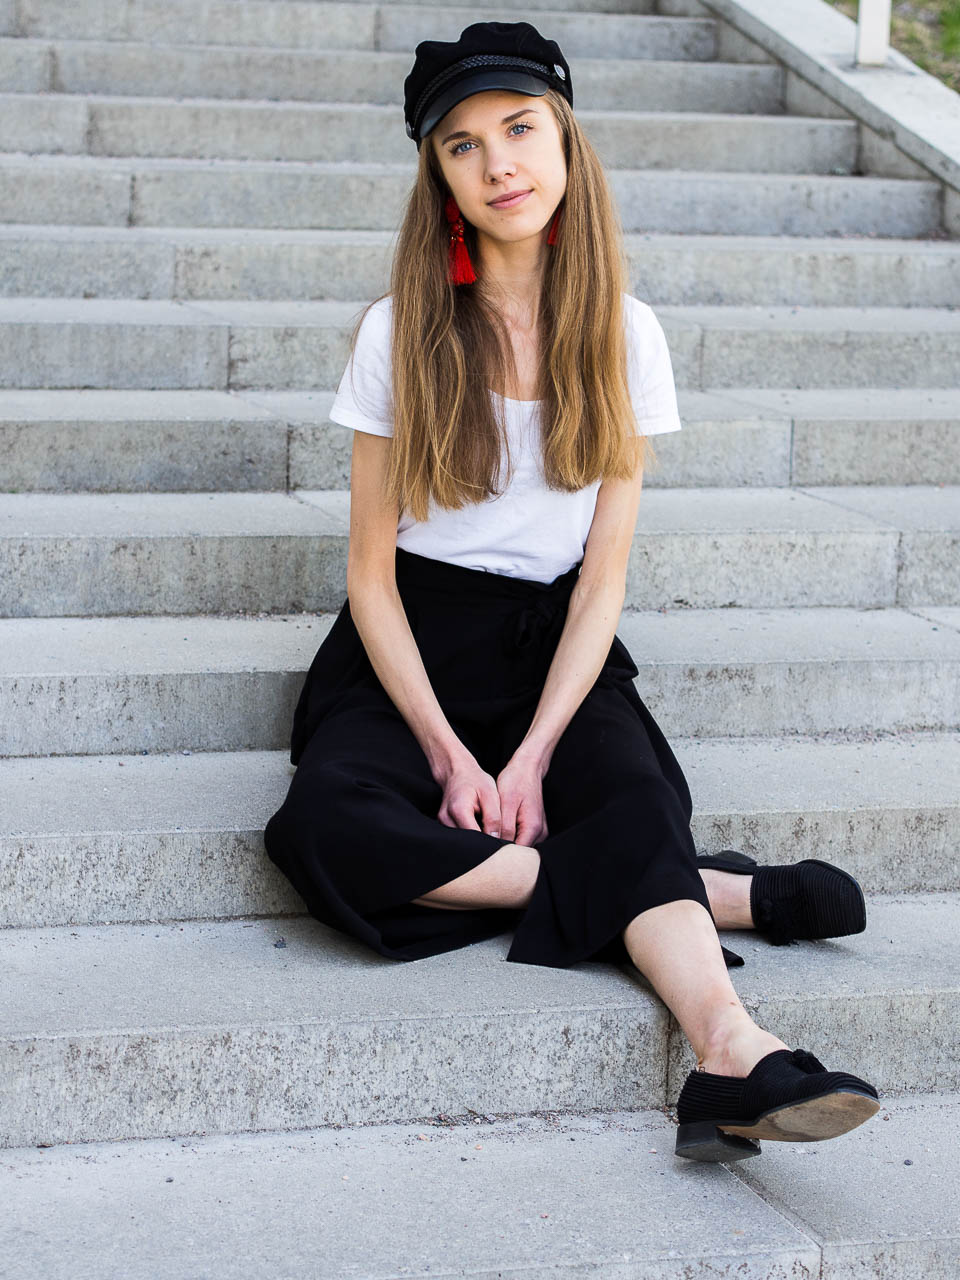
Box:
[346,87,654,522]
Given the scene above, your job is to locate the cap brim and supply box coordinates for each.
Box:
[420,70,548,143]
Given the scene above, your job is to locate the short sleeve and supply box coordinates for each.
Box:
[624,294,682,437]
[328,296,395,437]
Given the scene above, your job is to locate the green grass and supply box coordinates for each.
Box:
[824,0,960,92]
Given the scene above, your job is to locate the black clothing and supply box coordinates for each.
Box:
[263,546,714,970]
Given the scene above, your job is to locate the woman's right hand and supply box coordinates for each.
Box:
[436,757,502,838]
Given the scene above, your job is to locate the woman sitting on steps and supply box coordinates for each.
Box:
[264,19,881,1163]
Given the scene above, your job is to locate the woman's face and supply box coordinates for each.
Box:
[430,89,567,248]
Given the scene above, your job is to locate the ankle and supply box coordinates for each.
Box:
[697,1022,790,1078]
[700,869,754,930]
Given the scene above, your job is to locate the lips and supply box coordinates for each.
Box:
[488,189,532,208]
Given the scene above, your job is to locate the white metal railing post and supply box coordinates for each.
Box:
[855,0,893,65]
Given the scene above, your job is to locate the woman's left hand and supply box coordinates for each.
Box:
[496,755,549,848]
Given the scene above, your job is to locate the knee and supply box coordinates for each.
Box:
[414,842,540,911]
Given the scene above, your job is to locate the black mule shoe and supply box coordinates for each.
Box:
[674,1047,881,1162]
[696,849,867,946]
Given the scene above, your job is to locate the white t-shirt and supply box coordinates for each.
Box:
[328,292,682,583]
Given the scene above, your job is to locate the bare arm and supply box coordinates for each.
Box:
[345,429,503,835]
[495,455,645,843]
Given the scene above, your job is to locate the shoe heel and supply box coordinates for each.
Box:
[675,1121,761,1162]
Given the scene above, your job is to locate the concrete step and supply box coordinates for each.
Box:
[0,94,858,171]
[0,893,958,1146]
[5,226,960,308]
[658,305,960,390]
[5,225,960,307]
[4,388,958,493]
[2,486,957,616]
[2,733,957,929]
[11,4,712,56]
[1,39,784,112]
[0,389,294,493]
[0,154,941,237]
[1,606,956,755]
[4,298,960,390]
[4,1097,960,1280]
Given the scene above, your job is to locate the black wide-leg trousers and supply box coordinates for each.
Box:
[263,546,714,970]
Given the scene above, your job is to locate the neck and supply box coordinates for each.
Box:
[474,229,550,327]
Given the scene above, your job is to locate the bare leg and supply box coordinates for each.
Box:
[414,850,784,1077]
[622,899,787,1075]
[411,843,540,911]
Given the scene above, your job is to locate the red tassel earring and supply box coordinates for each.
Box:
[445,195,476,285]
[547,205,562,245]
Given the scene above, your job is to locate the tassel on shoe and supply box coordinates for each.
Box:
[696,850,867,946]
[675,1047,881,1162]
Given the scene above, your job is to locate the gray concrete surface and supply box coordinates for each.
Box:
[0,38,784,112]
[4,298,959,391]
[2,386,956,493]
[1,732,957,928]
[0,914,670,1146]
[0,93,862,172]
[734,1091,960,1278]
[6,226,960,306]
[0,152,941,235]
[0,1110,823,1280]
[0,895,957,1147]
[1,4,958,1272]
[8,484,957,614]
[1,605,956,755]
[700,0,960,204]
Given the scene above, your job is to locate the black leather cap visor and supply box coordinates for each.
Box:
[420,71,549,143]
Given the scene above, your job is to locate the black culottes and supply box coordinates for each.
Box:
[263,546,714,971]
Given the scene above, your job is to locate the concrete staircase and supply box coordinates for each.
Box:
[2,0,959,1274]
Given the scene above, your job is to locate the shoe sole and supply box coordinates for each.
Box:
[719,1087,880,1142]
[674,1088,881,1161]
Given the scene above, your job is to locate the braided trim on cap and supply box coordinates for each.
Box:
[412,54,555,133]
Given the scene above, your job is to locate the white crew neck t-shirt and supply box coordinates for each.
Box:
[328,292,682,583]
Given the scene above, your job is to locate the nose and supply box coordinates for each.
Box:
[484,145,516,186]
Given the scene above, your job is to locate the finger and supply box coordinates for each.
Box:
[479,783,501,838]
[513,799,533,849]
[450,794,482,832]
[498,793,518,843]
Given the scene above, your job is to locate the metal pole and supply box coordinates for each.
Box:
[855,0,892,65]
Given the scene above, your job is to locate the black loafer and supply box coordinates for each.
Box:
[696,849,867,946]
[675,1047,881,1162]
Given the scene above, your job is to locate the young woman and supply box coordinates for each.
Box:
[264,21,881,1161]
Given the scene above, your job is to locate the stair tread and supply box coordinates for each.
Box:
[1,606,956,675]
[6,1094,960,1279]
[2,222,958,252]
[0,148,939,183]
[0,1106,820,1276]
[4,732,958,838]
[2,384,960,422]
[3,91,843,123]
[2,485,957,535]
[5,296,960,329]
[0,892,956,1036]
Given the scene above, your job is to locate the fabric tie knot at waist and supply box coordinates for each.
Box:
[504,595,570,656]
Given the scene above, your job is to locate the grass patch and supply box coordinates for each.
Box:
[825,0,960,92]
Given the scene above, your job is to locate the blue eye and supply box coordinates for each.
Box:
[449,121,533,157]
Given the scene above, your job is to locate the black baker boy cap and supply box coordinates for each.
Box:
[404,21,574,150]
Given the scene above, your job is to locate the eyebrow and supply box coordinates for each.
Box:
[440,107,539,147]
